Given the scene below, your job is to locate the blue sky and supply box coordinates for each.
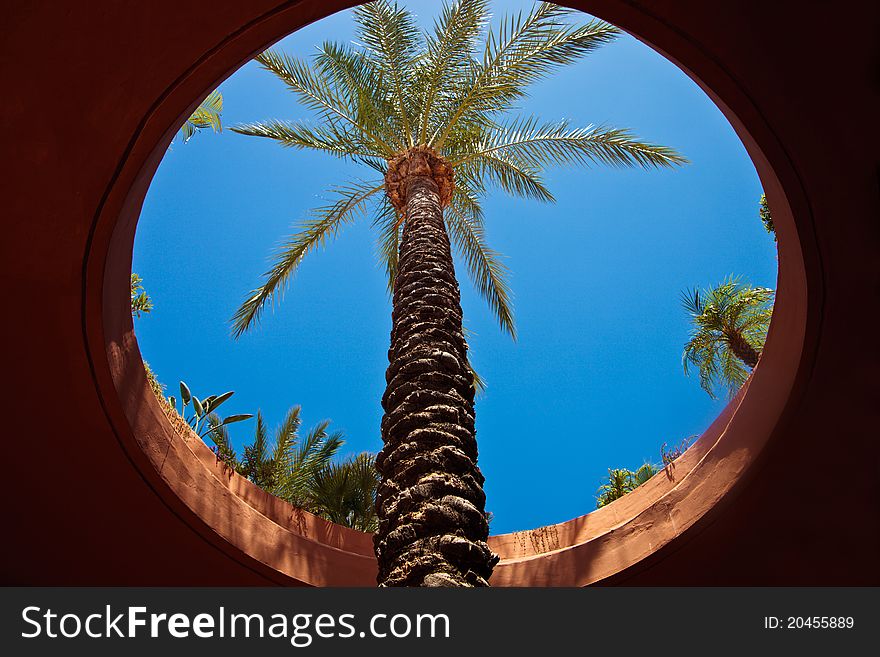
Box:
[133,0,776,534]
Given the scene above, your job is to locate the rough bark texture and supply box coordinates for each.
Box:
[726,330,760,369]
[374,150,497,587]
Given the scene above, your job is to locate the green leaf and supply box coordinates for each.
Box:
[433,5,621,149]
[452,116,688,172]
[445,186,516,338]
[352,0,422,147]
[416,0,490,144]
[221,414,254,425]
[179,381,191,407]
[230,120,376,160]
[210,391,235,412]
[254,49,394,156]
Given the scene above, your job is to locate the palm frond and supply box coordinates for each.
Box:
[416,0,490,144]
[680,287,704,317]
[445,187,516,337]
[230,180,385,337]
[301,424,345,475]
[358,155,390,175]
[596,468,634,507]
[253,412,269,466]
[230,119,375,159]
[314,40,406,150]
[180,89,223,143]
[256,49,394,156]
[352,0,422,147]
[268,406,303,489]
[275,405,303,451]
[460,151,555,202]
[453,117,688,170]
[467,357,487,395]
[240,411,271,486]
[279,421,344,505]
[632,462,660,487]
[718,341,750,395]
[204,413,238,468]
[434,4,620,148]
[373,199,402,292]
[460,312,489,396]
[306,452,380,531]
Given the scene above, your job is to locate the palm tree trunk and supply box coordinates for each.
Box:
[374,151,497,587]
[726,330,760,369]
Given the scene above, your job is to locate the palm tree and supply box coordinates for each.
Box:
[307,453,381,531]
[682,276,774,399]
[596,462,659,507]
[230,0,686,586]
[596,468,634,507]
[209,405,345,504]
[207,407,380,529]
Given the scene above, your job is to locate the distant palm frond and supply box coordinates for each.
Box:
[180,89,223,143]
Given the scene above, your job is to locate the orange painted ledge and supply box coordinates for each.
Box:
[110,329,795,586]
[110,231,804,586]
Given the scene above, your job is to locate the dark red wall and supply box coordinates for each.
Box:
[2,0,877,585]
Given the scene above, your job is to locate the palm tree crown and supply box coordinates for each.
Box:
[682,276,774,399]
[230,0,686,338]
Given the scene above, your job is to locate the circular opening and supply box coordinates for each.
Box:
[88,0,809,586]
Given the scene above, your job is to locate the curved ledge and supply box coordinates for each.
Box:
[106,348,378,586]
[89,0,811,586]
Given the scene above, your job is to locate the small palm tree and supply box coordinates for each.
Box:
[207,407,381,528]
[307,453,381,531]
[682,276,774,399]
[596,469,633,507]
[595,462,658,507]
[213,406,344,502]
[231,0,686,586]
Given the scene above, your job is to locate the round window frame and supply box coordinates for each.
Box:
[84,0,814,586]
